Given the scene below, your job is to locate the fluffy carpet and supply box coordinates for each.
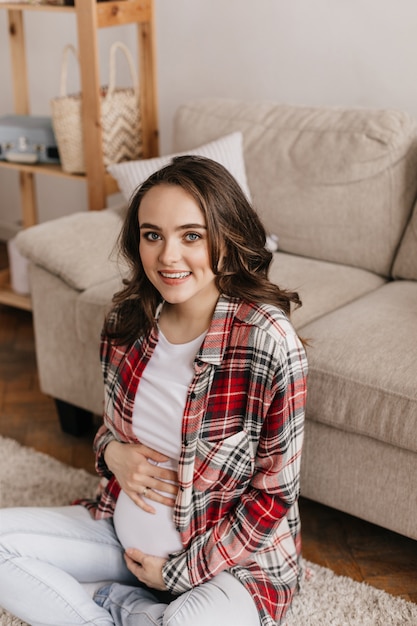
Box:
[0,435,416,626]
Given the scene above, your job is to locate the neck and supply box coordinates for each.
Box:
[158,298,218,344]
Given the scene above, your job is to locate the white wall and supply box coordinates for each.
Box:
[1,0,417,236]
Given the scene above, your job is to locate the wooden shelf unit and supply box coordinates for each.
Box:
[0,0,159,310]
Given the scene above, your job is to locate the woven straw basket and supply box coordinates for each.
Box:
[51,42,143,174]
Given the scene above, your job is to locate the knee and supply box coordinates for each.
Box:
[0,509,18,546]
[0,508,34,555]
[163,590,194,626]
[162,574,260,626]
[162,587,221,626]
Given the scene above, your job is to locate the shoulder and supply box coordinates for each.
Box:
[101,306,136,362]
[235,301,307,368]
[235,300,298,345]
[230,301,307,388]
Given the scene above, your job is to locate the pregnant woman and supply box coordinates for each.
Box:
[0,155,308,626]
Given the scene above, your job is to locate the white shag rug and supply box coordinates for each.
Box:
[0,435,416,626]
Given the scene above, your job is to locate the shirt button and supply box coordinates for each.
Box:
[190,392,196,399]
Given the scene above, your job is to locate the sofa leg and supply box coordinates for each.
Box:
[54,399,93,436]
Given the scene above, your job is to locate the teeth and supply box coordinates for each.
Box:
[160,272,190,279]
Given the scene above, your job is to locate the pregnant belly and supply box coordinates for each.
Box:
[113,489,183,558]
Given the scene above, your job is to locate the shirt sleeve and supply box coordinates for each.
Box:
[162,332,308,594]
[94,423,116,479]
[94,313,118,479]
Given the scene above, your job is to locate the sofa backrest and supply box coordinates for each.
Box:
[173,99,417,277]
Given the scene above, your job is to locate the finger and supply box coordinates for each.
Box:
[125,481,174,512]
[125,553,144,581]
[149,477,178,496]
[140,487,177,508]
[130,464,176,488]
[131,461,178,491]
[125,490,156,514]
[148,467,178,485]
[138,445,170,464]
[126,547,145,563]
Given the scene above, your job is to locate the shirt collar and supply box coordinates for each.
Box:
[153,295,242,367]
[197,294,241,366]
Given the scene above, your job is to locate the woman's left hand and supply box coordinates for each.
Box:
[124,548,168,591]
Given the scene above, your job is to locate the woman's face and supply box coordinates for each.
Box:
[138,184,220,312]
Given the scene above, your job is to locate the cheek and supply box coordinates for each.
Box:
[138,246,157,283]
[194,244,213,269]
[139,243,152,268]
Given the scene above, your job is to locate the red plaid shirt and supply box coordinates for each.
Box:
[87,294,307,626]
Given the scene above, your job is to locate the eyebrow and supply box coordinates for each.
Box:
[139,222,207,231]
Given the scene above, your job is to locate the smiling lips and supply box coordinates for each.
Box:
[159,271,191,282]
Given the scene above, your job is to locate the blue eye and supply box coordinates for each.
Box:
[185,233,201,241]
[144,232,161,241]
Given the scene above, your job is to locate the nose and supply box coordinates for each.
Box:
[158,237,181,265]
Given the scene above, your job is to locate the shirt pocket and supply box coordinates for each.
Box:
[193,430,254,494]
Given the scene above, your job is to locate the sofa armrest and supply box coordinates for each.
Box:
[15,205,129,292]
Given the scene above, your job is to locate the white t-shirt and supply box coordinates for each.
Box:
[113,329,205,557]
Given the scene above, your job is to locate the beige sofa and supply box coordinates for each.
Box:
[16,99,417,541]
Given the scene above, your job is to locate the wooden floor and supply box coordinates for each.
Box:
[1,285,416,605]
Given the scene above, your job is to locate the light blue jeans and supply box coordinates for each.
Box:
[0,505,260,626]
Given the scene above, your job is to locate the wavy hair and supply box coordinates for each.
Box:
[105,155,301,344]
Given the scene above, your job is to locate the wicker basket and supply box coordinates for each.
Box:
[51,42,143,174]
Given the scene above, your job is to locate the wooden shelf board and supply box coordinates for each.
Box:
[0,2,150,26]
[0,269,31,311]
[0,163,119,198]
[0,3,74,13]
[97,1,150,28]
[0,160,85,180]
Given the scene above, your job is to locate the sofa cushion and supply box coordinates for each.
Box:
[301,281,417,454]
[301,421,417,540]
[28,264,105,414]
[75,276,124,343]
[269,252,386,329]
[15,205,128,292]
[174,99,417,277]
[392,199,417,280]
[108,131,251,202]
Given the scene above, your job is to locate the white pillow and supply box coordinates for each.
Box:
[108,131,251,202]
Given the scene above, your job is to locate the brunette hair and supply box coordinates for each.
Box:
[106,155,301,344]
